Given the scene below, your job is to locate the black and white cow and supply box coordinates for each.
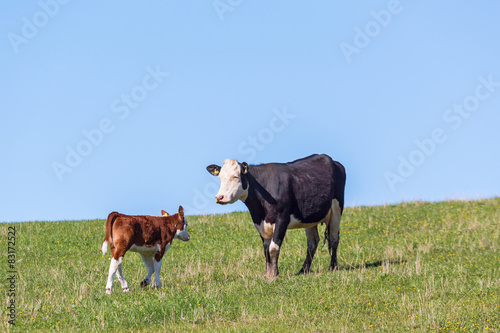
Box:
[206,154,346,278]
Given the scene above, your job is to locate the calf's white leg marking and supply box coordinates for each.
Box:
[105,257,123,294]
[153,259,162,288]
[139,253,154,287]
[116,262,129,292]
[152,243,170,288]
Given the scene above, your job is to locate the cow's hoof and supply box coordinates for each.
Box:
[105,288,111,295]
[263,273,279,279]
[140,280,149,288]
[329,265,339,271]
[122,287,130,292]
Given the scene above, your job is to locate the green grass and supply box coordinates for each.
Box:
[1,198,499,332]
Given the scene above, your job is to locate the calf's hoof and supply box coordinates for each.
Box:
[105,288,112,295]
[122,287,130,292]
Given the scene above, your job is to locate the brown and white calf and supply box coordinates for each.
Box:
[101,206,190,294]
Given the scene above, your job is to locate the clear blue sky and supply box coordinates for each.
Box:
[1,1,499,222]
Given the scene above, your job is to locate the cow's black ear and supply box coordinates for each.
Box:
[241,163,249,190]
[206,164,221,176]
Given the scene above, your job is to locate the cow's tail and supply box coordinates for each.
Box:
[323,159,346,253]
[323,219,330,252]
[102,212,120,255]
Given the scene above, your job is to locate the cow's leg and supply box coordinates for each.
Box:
[105,256,123,294]
[139,253,154,287]
[328,199,342,271]
[262,237,272,277]
[266,220,288,279]
[266,240,280,278]
[115,261,129,292]
[153,258,162,288]
[298,226,320,275]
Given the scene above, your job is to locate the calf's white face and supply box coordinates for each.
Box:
[207,159,248,205]
[175,206,190,241]
[175,220,190,241]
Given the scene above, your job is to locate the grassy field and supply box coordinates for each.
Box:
[1,198,499,332]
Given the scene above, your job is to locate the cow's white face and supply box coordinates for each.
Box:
[207,159,248,205]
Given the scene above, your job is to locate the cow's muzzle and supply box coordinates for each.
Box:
[215,194,226,204]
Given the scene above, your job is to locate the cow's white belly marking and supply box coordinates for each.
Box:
[255,199,340,237]
[288,199,336,229]
[288,218,321,229]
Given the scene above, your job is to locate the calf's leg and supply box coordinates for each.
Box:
[153,259,162,288]
[116,262,129,292]
[139,253,154,287]
[105,257,123,294]
[151,243,169,288]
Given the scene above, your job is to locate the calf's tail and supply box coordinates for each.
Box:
[101,241,108,255]
[102,212,120,255]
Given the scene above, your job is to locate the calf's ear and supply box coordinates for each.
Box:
[178,206,184,219]
[161,210,169,216]
[206,164,221,176]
